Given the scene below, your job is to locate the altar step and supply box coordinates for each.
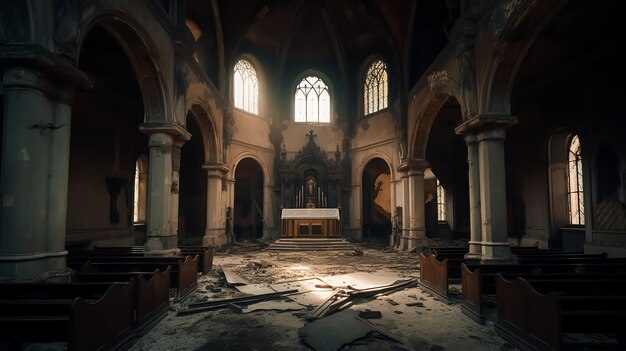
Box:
[268,238,356,251]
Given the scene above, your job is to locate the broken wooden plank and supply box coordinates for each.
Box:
[176,288,299,315]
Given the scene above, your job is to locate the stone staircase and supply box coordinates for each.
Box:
[268,238,356,251]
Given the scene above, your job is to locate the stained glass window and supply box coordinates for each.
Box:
[295,76,330,123]
[233,59,259,114]
[364,60,388,115]
[567,135,585,225]
[437,179,446,222]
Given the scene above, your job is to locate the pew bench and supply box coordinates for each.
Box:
[460,262,626,323]
[78,255,198,299]
[0,281,135,351]
[495,274,626,350]
[79,245,214,274]
[74,267,171,334]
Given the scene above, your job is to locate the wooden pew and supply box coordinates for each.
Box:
[422,250,620,304]
[495,274,626,350]
[419,252,453,302]
[82,245,214,274]
[75,267,171,334]
[461,262,626,323]
[0,281,135,351]
[79,255,198,299]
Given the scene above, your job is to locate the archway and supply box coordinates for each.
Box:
[361,158,392,244]
[178,113,207,245]
[234,158,264,240]
[66,24,148,247]
[507,1,626,248]
[424,96,469,239]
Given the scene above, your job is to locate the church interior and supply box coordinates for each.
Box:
[1,0,626,350]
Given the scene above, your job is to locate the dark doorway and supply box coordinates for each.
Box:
[234,158,264,240]
[362,158,392,244]
[178,114,207,245]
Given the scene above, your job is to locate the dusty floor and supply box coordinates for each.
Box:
[130,242,516,351]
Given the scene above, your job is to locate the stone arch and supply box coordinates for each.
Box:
[360,156,394,243]
[409,82,462,160]
[77,12,169,122]
[231,152,270,186]
[358,153,396,183]
[188,102,220,164]
[483,0,568,115]
[232,156,267,240]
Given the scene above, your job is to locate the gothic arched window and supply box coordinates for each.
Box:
[364,60,388,115]
[233,59,259,114]
[295,76,330,123]
[437,179,447,222]
[567,135,585,225]
[133,156,148,224]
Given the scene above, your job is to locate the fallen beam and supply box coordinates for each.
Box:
[176,289,299,316]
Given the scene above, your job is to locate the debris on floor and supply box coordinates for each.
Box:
[298,309,403,351]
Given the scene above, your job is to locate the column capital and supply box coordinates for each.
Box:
[202,163,230,178]
[0,44,92,91]
[397,159,429,174]
[140,122,192,142]
[454,114,518,136]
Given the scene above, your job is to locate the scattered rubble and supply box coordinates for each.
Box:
[130,243,512,351]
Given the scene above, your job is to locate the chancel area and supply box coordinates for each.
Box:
[1,0,626,350]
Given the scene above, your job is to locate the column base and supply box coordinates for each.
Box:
[465,240,482,260]
[0,251,69,282]
[480,241,518,264]
[144,235,179,255]
[204,228,228,248]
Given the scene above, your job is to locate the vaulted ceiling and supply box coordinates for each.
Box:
[186,0,460,99]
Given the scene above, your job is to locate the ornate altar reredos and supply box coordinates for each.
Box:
[279,130,343,238]
[279,130,342,209]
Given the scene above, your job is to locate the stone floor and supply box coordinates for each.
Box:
[130,241,517,351]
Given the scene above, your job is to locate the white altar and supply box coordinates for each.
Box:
[280,208,340,238]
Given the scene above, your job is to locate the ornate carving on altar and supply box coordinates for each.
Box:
[279,130,343,209]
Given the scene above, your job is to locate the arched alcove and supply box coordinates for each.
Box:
[66,24,148,247]
[234,158,264,240]
[361,158,392,243]
[424,96,469,239]
[178,113,208,245]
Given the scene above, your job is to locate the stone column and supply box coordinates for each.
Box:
[0,67,69,280]
[398,160,429,251]
[464,134,481,260]
[144,132,179,256]
[389,178,399,248]
[477,128,516,263]
[400,173,410,250]
[170,143,182,243]
[140,123,190,256]
[203,164,229,248]
[350,184,362,241]
[408,167,428,251]
[456,115,518,264]
[263,183,274,240]
[46,98,73,272]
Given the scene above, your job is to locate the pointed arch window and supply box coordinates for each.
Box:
[133,156,148,224]
[567,135,585,225]
[364,60,388,115]
[295,76,330,123]
[233,59,259,114]
[437,179,447,222]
